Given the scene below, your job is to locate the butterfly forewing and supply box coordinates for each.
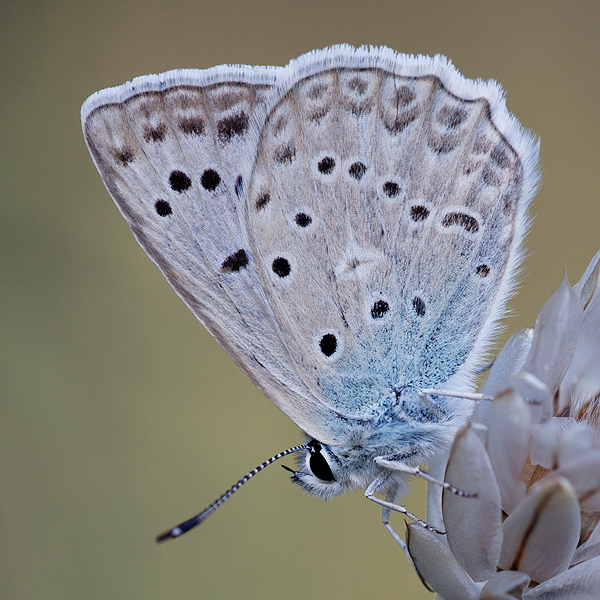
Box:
[82,70,338,442]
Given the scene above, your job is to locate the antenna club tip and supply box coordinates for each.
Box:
[156,526,182,543]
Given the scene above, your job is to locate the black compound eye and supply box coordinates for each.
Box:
[309,448,335,482]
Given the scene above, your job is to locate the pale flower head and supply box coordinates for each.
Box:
[407,249,600,599]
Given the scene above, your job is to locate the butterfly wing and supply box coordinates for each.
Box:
[82,46,540,443]
[82,64,337,442]
[241,47,539,419]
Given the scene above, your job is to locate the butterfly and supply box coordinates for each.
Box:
[81,44,539,548]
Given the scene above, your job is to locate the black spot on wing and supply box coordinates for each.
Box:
[371,300,389,319]
[178,116,204,136]
[200,169,221,191]
[307,83,327,100]
[309,107,330,123]
[272,257,291,278]
[318,156,335,174]
[217,112,249,143]
[154,199,172,217]
[220,249,249,273]
[476,264,490,277]
[235,175,243,197]
[428,134,458,154]
[319,334,337,357]
[347,77,368,95]
[482,165,502,187]
[143,124,167,142]
[442,212,479,233]
[382,181,401,198]
[294,213,312,227]
[115,147,135,166]
[490,144,512,169]
[410,205,430,222]
[255,192,270,211]
[348,162,366,180]
[412,297,426,317]
[169,170,192,192]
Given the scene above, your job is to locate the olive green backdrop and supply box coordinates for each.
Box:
[2,1,599,599]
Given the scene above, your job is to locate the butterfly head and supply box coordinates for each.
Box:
[283,439,344,498]
[286,438,387,499]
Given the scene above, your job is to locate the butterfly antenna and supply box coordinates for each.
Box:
[156,443,309,542]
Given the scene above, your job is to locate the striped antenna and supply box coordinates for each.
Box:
[156,443,309,542]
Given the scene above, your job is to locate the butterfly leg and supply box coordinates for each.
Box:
[374,456,475,497]
[379,482,409,554]
[379,482,432,590]
[365,473,442,533]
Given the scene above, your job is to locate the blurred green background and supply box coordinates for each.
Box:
[2,1,599,599]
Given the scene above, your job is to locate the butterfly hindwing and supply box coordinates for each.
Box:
[243,48,538,418]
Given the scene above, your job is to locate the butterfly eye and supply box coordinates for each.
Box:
[309,446,335,482]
